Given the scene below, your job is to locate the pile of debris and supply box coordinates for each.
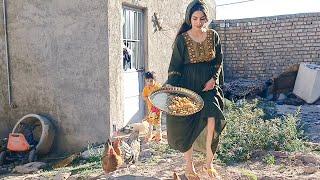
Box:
[0,114,55,175]
[223,79,266,100]
[224,63,320,106]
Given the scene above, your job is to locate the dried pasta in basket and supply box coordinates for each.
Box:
[168,96,200,115]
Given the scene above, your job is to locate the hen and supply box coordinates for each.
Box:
[112,138,122,157]
[101,139,123,174]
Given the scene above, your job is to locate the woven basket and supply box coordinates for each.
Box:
[149,87,204,116]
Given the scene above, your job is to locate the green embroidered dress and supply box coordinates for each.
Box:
[166,29,226,153]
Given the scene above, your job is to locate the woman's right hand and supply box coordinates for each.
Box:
[202,78,216,91]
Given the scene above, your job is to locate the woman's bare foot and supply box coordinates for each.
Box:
[185,162,200,180]
[185,170,200,180]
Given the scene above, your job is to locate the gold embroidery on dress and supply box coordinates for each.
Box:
[183,30,215,63]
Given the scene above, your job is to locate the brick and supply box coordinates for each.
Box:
[217,13,320,80]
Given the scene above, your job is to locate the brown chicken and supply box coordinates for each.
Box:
[101,131,141,173]
[112,138,122,157]
[101,139,123,174]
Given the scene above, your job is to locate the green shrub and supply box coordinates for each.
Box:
[217,99,306,164]
[240,169,258,180]
[263,154,276,165]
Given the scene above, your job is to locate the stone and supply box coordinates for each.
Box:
[12,162,47,174]
[53,172,72,180]
[158,159,167,164]
[271,151,289,158]
[294,153,320,165]
[282,96,305,106]
[303,167,318,174]
[140,149,153,159]
[81,147,104,159]
[278,93,287,100]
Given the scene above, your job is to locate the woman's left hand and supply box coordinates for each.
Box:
[202,78,216,91]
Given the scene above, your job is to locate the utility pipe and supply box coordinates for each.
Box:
[2,0,14,108]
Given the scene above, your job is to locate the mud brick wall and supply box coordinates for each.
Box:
[213,13,320,81]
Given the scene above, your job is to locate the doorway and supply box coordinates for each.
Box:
[122,7,145,125]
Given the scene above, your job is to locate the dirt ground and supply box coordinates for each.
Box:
[1,133,320,180]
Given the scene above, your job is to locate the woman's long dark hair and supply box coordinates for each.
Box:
[172,22,191,48]
[176,22,192,38]
[173,3,208,46]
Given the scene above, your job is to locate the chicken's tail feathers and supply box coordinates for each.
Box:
[127,131,140,145]
[173,172,181,180]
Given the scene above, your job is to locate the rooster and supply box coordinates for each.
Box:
[126,130,140,163]
[113,131,141,164]
[101,139,123,174]
[101,131,141,173]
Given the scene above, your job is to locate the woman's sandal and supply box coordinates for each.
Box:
[203,167,219,178]
[184,172,200,180]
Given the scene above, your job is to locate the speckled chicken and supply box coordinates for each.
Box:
[113,131,141,164]
[126,130,141,163]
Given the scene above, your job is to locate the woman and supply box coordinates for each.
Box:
[166,0,226,179]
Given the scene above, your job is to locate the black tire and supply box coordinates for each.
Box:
[28,149,37,163]
[0,151,6,165]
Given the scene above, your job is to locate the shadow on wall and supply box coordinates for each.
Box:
[0,125,10,138]
[0,103,11,138]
